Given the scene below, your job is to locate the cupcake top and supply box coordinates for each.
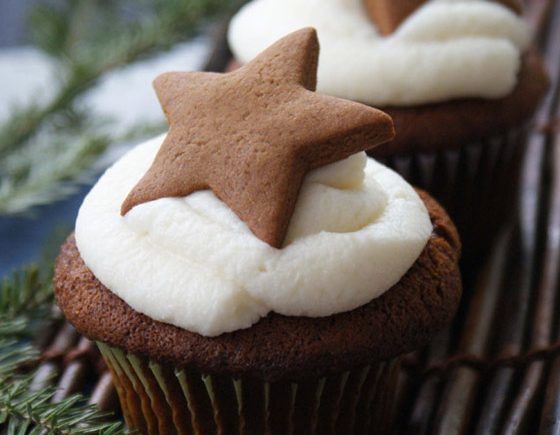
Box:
[76,139,431,336]
[228,0,530,106]
[73,29,434,337]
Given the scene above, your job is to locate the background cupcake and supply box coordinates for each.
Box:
[55,29,462,434]
[228,0,549,264]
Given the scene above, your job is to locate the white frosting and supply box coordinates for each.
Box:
[228,0,530,106]
[76,135,432,337]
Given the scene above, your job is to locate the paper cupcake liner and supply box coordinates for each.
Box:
[372,126,529,264]
[97,342,400,435]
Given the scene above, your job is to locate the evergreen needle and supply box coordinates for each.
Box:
[0,266,127,433]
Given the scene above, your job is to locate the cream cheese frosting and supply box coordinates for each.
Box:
[228,0,530,106]
[75,135,432,337]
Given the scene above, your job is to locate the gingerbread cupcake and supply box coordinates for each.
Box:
[228,0,549,264]
[54,29,461,434]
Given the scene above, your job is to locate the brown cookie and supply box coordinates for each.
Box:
[121,28,395,248]
[55,190,461,382]
[363,0,522,35]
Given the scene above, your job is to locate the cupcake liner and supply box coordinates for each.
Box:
[97,342,400,435]
[372,125,529,264]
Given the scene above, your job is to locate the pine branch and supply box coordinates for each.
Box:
[0,266,51,322]
[0,71,99,159]
[0,266,55,373]
[1,0,240,156]
[0,125,111,215]
[0,267,127,434]
[0,118,166,215]
[0,343,38,378]
[0,0,244,215]
[0,375,126,434]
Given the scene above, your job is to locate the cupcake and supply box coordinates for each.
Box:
[54,29,462,434]
[228,0,549,264]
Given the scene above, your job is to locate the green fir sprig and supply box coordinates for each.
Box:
[0,379,126,434]
[0,121,111,215]
[0,0,242,215]
[0,267,127,434]
[0,266,51,326]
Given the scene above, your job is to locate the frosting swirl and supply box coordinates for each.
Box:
[76,135,431,336]
[228,0,530,106]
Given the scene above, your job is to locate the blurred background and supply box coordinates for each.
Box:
[0,0,240,276]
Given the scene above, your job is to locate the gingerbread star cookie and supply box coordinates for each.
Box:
[363,0,522,35]
[121,28,395,248]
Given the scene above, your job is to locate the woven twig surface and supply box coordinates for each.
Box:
[36,1,560,433]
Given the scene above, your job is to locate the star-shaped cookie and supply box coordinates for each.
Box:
[121,28,395,248]
[363,0,522,35]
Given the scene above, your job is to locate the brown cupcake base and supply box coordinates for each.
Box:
[99,342,400,435]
